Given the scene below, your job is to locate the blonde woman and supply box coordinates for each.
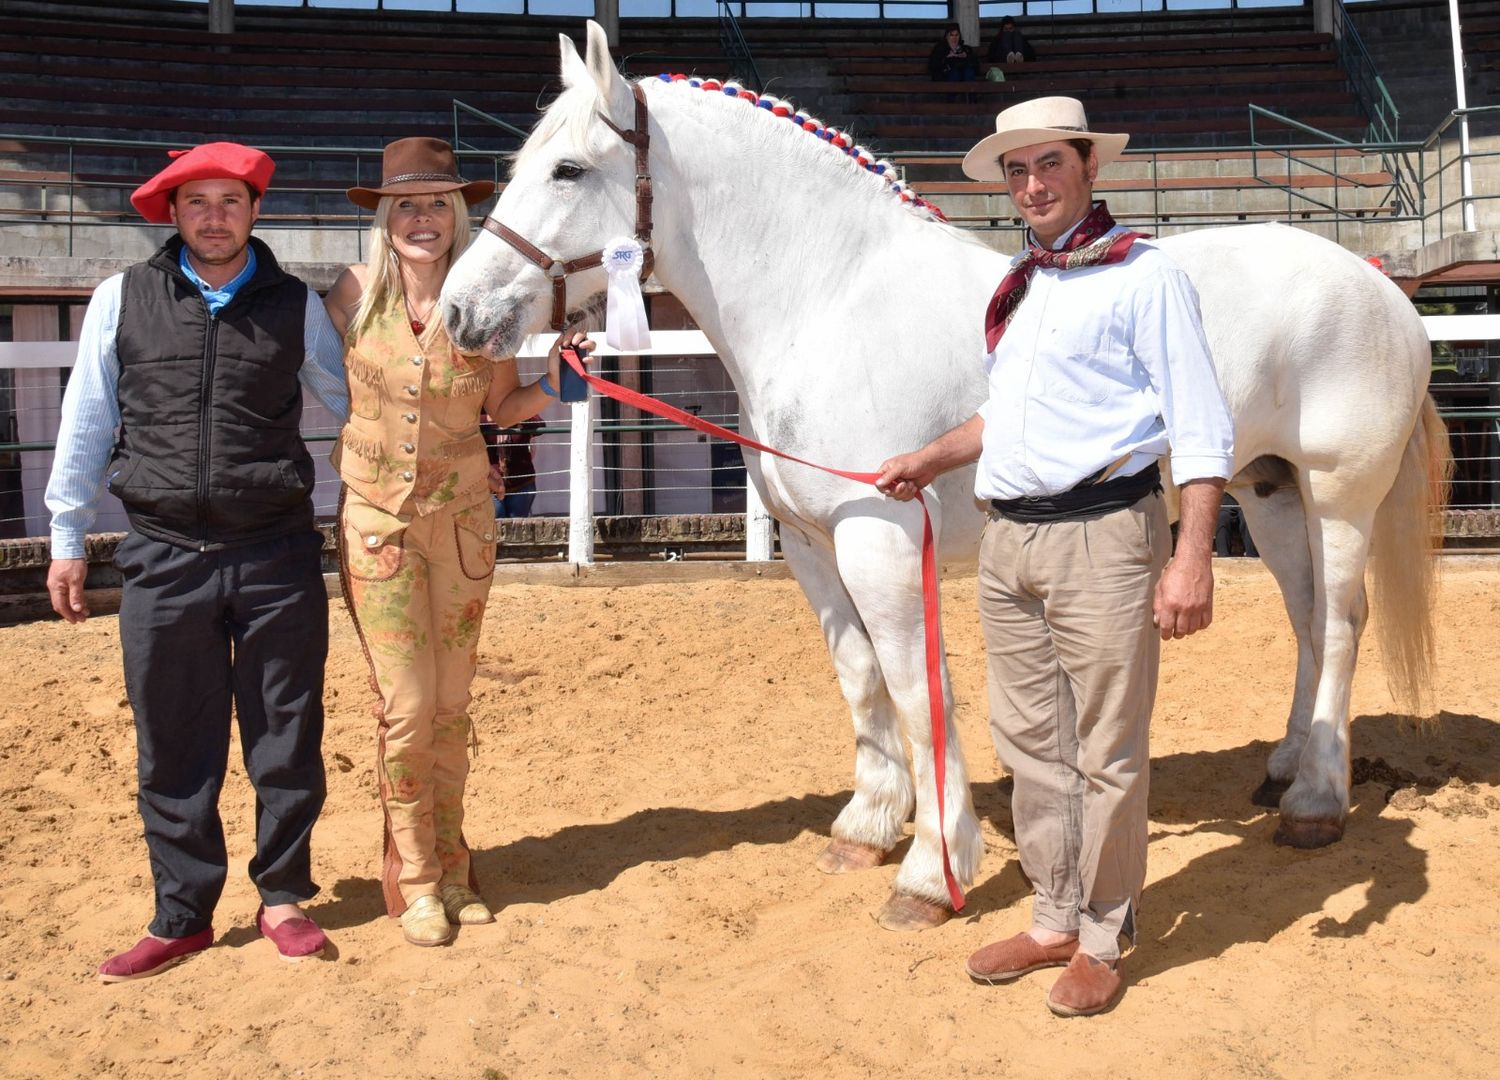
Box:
[325,138,589,946]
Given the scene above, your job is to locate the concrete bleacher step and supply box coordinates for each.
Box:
[908,143,1403,236]
[0,34,564,79]
[791,9,1362,153]
[844,58,1348,87]
[860,107,1371,152]
[0,81,541,119]
[836,46,1338,80]
[826,30,1331,59]
[0,1,1389,234]
[855,88,1358,117]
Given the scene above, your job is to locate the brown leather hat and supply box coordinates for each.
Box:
[346,137,495,210]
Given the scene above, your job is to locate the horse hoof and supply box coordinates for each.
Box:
[876,893,951,932]
[1273,817,1345,849]
[1251,776,1291,809]
[815,838,887,875]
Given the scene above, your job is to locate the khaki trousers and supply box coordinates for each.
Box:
[977,491,1170,961]
[340,490,497,916]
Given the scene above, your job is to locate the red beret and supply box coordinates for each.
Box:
[129,142,276,224]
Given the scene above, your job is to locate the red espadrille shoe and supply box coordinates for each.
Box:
[98,928,214,983]
[257,906,327,962]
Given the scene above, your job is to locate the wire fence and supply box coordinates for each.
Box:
[1432,343,1500,515]
[1,351,1495,545]
[0,352,758,541]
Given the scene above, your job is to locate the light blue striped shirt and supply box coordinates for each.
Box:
[45,262,349,559]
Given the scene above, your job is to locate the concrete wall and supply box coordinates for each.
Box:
[1350,0,1489,141]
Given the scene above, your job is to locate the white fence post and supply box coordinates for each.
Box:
[567,396,594,565]
[744,468,774,561]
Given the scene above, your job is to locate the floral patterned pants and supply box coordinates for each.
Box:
[340,489,497,916]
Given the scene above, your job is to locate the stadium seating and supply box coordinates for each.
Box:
[0,3,1369,152]
[0,1,1407,237]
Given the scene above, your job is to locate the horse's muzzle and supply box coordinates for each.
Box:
[444,296,522,359]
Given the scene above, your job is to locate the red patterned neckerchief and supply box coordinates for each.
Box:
[984,202,1150,352]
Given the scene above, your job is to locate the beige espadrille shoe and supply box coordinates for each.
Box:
[400,894,453,947]
[439,883,494,926]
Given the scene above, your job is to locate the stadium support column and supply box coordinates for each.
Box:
[1312,0,1333,36]
[1450,0,1476,231]
[956,0,979,56]
[598,0,620,47]
[209,0,234,35]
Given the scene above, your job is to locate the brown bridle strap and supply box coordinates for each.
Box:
[598,82,654,250]
[482,81,654,331]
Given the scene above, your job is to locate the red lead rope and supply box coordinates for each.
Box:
[559,348,964,912]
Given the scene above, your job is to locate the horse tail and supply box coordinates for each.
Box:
[1370,394,1452,716]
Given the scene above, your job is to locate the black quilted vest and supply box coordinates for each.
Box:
[109,236,316,549]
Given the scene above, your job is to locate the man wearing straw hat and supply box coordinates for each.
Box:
[877,98,1233,1016]
[44,142,349,981]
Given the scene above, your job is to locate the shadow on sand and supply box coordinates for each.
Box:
[1130,708,1496,978]
[305,710,1499,967]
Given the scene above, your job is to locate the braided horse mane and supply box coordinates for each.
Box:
[514,69,954,227]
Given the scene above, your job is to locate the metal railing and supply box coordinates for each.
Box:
[0,133,513,262]
[1237,104,1500,246]
[0,333,775,558]
[452,99,532,154]
[1420,106,1500,246]
[2,330,1493,556]
[4,102,1497,253]
[718,0,764,92]
[1329,0,1399,144]
[619,3,762,89]
[898,128,1420,246]
[1239,104,1417,244]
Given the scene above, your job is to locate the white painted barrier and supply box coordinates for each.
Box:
[0,330,778,561]
[8,313,1493,559]
[513,331,774,565]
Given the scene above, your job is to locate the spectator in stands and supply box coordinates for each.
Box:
[484,413,545,518]
[987,16,1037,68]
[45,142,349,981]
[928,24,979,84]
[876,96,1232,1017]
[324,137,592,947]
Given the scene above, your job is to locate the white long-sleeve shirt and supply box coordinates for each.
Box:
[45,271,349,558]
[975,226,1234,502]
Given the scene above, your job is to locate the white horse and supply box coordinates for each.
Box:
[443,22,1447,929]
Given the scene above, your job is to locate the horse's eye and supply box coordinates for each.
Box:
[552,162,585,181]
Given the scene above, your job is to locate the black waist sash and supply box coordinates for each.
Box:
[990,462,1161,524]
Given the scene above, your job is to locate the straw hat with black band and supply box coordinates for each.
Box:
[962,96,1128,182]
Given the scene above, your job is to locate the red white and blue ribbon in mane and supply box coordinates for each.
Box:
[655,73,949,223]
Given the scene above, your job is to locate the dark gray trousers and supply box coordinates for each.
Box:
[115,529,328,938]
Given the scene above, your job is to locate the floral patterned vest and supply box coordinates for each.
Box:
[332,291,493,520]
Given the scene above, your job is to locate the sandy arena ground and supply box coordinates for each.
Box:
[1,558,1498,1079]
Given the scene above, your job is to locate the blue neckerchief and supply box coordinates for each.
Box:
[179,244,258,316]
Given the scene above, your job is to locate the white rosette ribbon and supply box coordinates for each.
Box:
[603,237,651,351]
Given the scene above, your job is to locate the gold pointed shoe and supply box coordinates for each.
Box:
[400,894,454,947]
[440,883,495,926]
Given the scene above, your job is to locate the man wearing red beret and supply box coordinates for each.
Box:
[44,142,350,981]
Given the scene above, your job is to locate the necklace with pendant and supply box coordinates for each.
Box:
[405,295,437,336]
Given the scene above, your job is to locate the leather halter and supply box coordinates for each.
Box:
[482,81,654,331]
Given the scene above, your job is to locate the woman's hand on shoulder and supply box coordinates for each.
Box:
[323,265,367,339]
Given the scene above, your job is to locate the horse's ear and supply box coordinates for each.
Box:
[559,31,589,90]
[583,19,634,126]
